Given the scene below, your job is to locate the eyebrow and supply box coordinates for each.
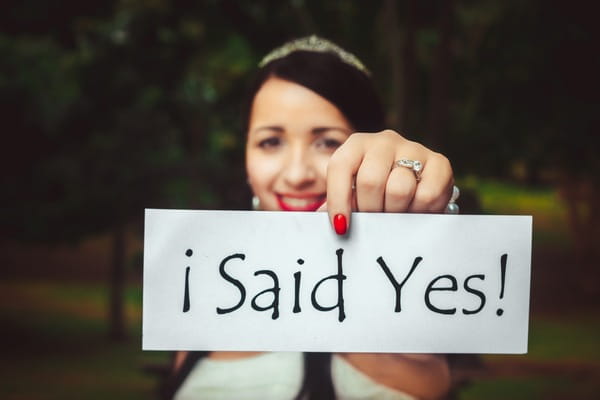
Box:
[251,125,284,134]
[312,126,352,135]
[251,125,351,135]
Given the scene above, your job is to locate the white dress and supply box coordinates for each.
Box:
[174,352,416,400]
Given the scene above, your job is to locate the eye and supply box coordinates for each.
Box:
[315,137,343,150]
[258,137,281,149]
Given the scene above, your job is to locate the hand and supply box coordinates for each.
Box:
[322,130,454,234]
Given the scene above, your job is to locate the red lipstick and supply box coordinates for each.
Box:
[276,193,326,212]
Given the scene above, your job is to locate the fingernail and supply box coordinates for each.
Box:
[333,214,347,235]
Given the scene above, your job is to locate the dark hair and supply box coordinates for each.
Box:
[243,50,386,134]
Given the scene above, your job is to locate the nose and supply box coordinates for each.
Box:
[282,146,317,188]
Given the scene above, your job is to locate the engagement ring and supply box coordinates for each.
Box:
[394,159,423,182]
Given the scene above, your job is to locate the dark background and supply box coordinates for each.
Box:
[1,1,598,398]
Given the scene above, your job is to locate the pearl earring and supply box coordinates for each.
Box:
[252,196,261,210]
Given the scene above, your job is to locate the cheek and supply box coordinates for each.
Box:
[246,153,282,191]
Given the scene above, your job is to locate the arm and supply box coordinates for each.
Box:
[338,353,451,400]
[326,130,454,398]
[172,351,189,373]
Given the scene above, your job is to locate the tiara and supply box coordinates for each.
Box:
[258,35,371,76]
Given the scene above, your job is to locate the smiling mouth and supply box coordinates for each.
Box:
[276,194,326,211]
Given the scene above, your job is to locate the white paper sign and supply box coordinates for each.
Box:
[143,209,532,354]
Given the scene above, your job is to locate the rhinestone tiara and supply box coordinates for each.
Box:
[258,35,370,76]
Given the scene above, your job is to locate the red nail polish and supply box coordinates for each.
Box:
[333,214,347,235]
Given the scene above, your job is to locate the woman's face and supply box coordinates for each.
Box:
[246,77,352,211]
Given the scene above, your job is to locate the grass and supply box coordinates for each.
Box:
[527,314,600,362]
[2,279,598,399]
[458,176,571,246]
[459,313,600,399]
[460,376,598,400]
[453,178,599,398]
[0,281,169,400]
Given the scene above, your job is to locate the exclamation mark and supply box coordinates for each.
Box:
[183,249,193,313]
[496,253,507,316]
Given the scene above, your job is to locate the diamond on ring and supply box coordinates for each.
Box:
[395,159,423,181]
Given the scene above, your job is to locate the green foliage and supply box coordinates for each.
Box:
[1,1,258,242]
[1,0,596,244]
[457,176,571,246]
[449,0,598,180]
[460,377,577,400]
[528,315,600,362]
[459,176,566,215]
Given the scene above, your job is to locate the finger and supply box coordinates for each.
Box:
[355,150,393,212]
[316,201,327,212]
[318,196,358,213]
[384,164,418,212]
[326,134,366,235]
[408,153,454,213]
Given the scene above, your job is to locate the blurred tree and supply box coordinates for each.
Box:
[1,0,257,339]
[1,0,598,337]
[448,0,598,263]
[426,0,454,148]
